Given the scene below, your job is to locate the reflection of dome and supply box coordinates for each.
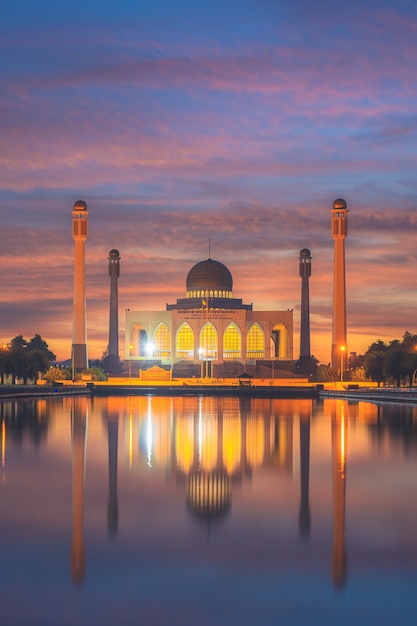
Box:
[186,471,231,522]
[300,248,311,258]
[186,258,233,293]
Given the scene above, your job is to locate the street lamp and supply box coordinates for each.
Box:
[340,346,346,384]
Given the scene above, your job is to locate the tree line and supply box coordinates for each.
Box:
[0,334,56,384]
[362,331,417,387]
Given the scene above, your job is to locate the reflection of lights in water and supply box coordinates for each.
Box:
[128,411,133,470]
[340,403,346,472]
[1,419,5,468]
[147,397,153,468]
[198,397,203,464]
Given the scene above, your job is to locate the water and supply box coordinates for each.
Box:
[1,395,417,626]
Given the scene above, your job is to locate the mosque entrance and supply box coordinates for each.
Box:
[129,325,148,358]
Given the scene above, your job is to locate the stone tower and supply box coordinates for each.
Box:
[72,200,89,371]
[299,248,312,360]
[331,199,349,372]
[108,249,120,374]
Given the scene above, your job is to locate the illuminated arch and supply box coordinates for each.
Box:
[153,323,171,359]
[271,323,288,358]
[223,323,241,360]
[128,323,148,357]
[176,323,194,360]
[246,323,265,359]
[199,322,218,360]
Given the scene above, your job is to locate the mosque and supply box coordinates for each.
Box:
[124,256,294,377]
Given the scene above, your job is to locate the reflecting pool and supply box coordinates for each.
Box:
[1,395,417,625]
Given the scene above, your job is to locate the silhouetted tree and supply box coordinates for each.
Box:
[364,340,388,387]
[383,340,408,387]
[27,334,56,361]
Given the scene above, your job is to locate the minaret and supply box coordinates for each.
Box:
[72,200,89,371]
[331,199,349,371]
[299,248,312,360]
[108,249,121,374]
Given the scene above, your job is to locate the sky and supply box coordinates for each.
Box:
[1,0,416,364]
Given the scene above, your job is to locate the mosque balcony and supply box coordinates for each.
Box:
[166,297,252,311]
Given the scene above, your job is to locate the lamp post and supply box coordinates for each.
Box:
[340,346,346,384]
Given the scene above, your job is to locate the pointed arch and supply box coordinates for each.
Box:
[128,324,148,357]
[199,322,218,360]
[223,322,241,360]
[153,323,171,359]
[176,323,194,360]
[270,323,288,358]
[246,323,265,359]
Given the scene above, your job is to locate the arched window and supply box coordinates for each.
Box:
[176,323,194,360]
[153,323,171,359]
[199,322,218,360]
[271,323,288,358]
[223,323,241,360]
[129,324,148,357]
[246,323,265,359]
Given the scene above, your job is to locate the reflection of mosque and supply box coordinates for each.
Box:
[66,395,350,589]
[4,395,402,590]
[131,397,295,522]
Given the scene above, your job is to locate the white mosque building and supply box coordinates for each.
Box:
[124,256,294,377]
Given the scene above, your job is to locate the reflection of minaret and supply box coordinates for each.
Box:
[331,199,349,371]
[72,200,89,370]
[299,249,312,360]
[107,413,119,536]
[108,249,121,374]
[299,412,311,539]
[71,398,88,584]
[331,400,348,589]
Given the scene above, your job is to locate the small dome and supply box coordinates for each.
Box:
[109,249,120,258]
[186,258,233,293]
[300,248,311,258]
[73,200,87,211]
[333,198,347,210]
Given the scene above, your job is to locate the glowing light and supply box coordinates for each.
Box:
[147,397,153,467]
[128,400,133,470]
[1,419,5,469]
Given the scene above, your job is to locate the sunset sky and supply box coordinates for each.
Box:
[1,0,416,364]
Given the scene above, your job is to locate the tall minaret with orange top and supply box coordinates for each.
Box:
[331,199,349,371]
[72,200,89,370]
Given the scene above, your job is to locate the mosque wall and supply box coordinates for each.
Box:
[124,308,293,366]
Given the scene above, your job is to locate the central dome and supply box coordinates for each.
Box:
[186,258,233,296]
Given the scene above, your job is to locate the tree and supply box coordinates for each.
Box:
[27,334,56,361]
[364,340,388,387]
[24,350,50,380]
[383,340,408,387]
[2,334,56,383]
[364,350,386,386]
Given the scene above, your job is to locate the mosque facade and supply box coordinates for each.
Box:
[125,257,293,376]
